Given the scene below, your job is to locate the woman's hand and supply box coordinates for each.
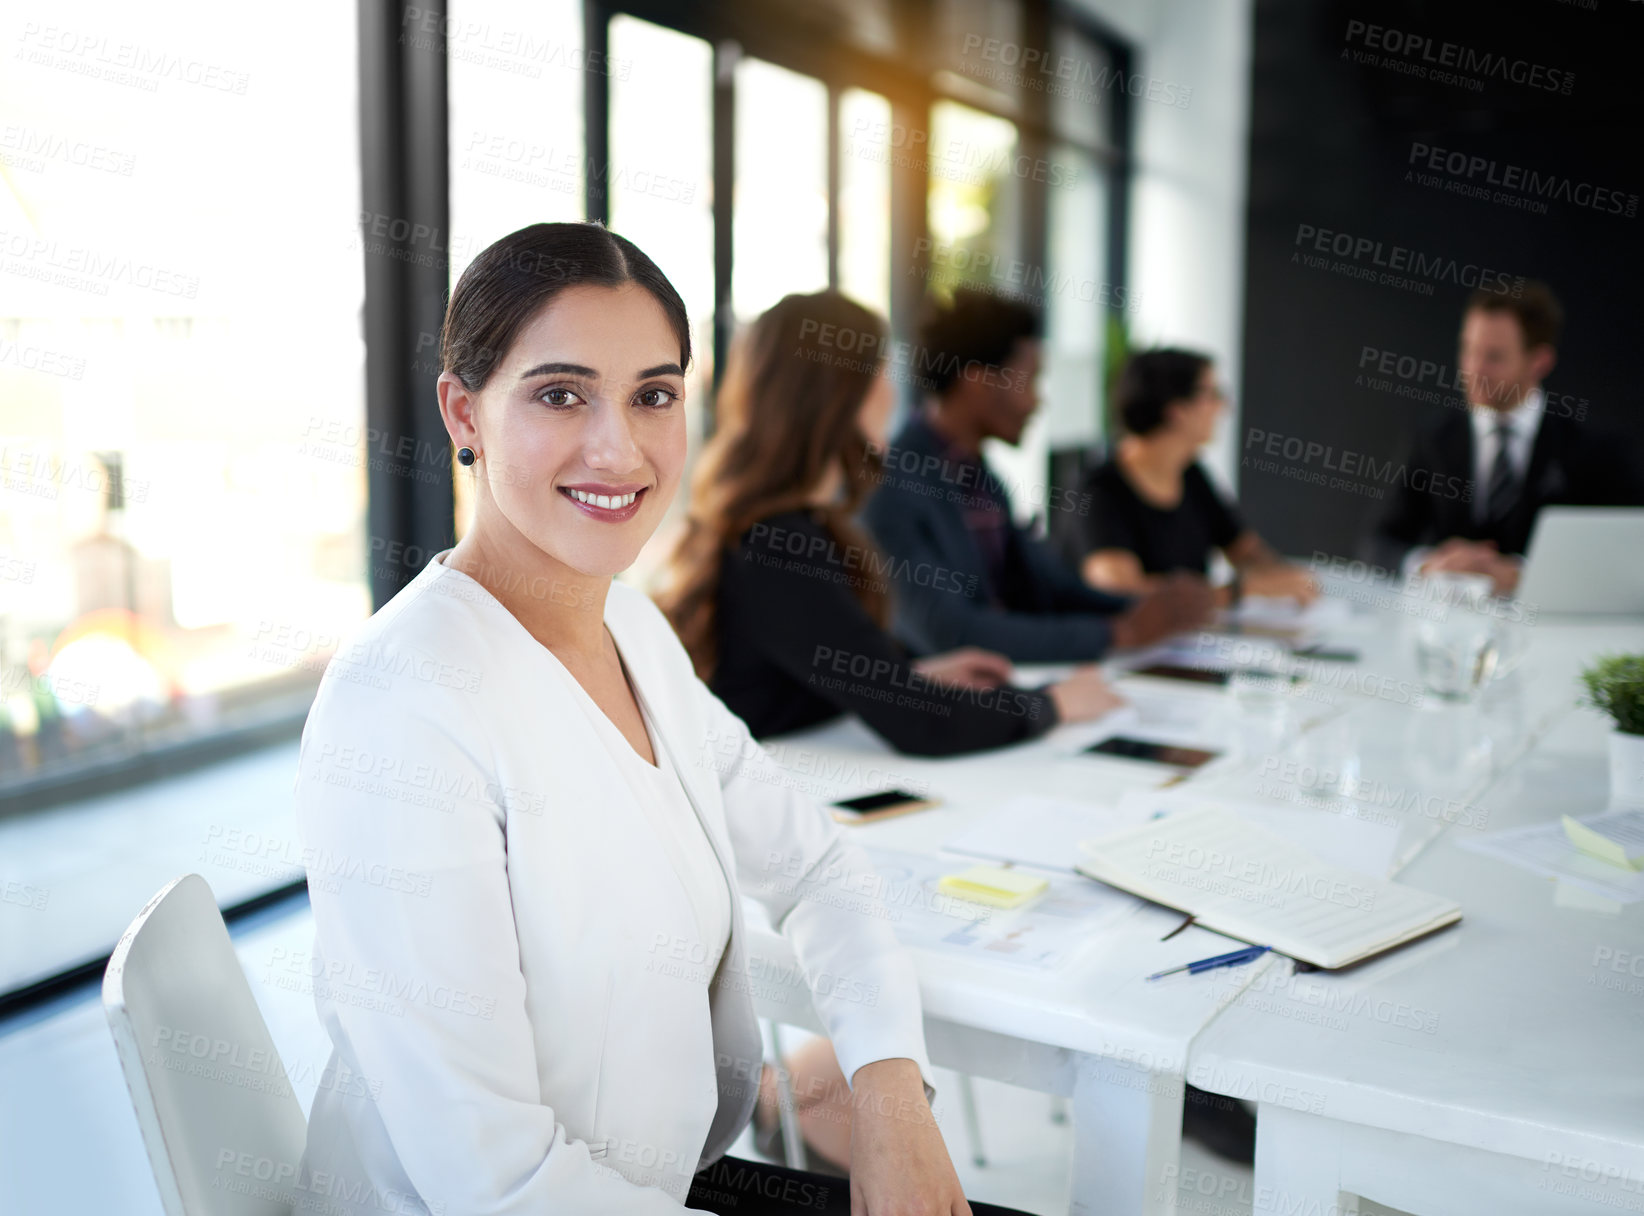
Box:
[847,1058,971,1216]
[1109,572,1217,649]
[1048,666,1126,723]
[911,647,1014,690]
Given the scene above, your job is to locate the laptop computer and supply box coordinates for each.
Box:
[1517,507,1644,615]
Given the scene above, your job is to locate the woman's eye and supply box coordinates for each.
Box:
[636,388,678,409]
[541,387,580,408]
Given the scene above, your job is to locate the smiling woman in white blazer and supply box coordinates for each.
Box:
[292,222,974,1215]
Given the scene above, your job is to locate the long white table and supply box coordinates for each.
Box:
[740,707,1261,1216]
[743,587,1644,1215]
[1187,616,1644,1216]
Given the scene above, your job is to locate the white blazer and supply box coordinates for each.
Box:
[290,551,935,1214]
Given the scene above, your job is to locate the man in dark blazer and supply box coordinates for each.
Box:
[860,288,1212,663]
[1372,281,1643,594]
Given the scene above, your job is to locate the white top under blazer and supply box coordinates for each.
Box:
[290,550,935,1213]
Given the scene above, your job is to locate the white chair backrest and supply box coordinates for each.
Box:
[103,873,307,1216]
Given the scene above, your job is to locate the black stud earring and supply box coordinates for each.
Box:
[457,446,476,466]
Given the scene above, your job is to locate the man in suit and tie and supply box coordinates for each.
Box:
[1372,281,1643,594]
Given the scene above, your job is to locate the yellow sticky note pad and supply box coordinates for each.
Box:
[1562,815,1644,871]
[937,865,1049,908]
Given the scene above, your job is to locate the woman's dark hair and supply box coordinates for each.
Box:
[655,290,891,679]
[439,221,692,392]
[916,287,1043,397]
[1112,347,1213,436]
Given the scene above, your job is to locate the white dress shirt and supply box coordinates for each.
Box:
[290,550,935,1213]
[1469,386,1544,524]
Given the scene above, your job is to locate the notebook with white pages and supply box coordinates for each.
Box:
[1074,806,1462,970]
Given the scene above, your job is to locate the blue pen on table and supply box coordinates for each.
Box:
[1147,944,1271,981]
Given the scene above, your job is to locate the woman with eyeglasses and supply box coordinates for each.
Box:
[1076,347,1318,606]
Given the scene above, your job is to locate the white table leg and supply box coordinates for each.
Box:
[1254,1102,1360,1216]
[1068,1054,1185,1216]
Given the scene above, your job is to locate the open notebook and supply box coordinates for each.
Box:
[1075,807,1461,970]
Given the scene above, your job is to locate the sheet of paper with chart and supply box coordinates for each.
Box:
[862,846,1145,971]
[1458,809,1644,903]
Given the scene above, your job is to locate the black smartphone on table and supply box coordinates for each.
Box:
[1124,663,1231,686]
[830,789,939,823]
[1083,736,1221,769]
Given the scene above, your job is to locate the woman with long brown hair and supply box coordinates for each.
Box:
[656,290,1123,1175]
[657,290,1121,759]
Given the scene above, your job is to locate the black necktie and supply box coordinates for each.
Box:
[1482,421,1517,525]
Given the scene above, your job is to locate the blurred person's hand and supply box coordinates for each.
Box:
[1419,537,1495,575]
[911,647,1013,690]
[1048,666,1126,723]
[1420,539,1522,595]
[1242,564,1321,605]
[1110,572,1216,649]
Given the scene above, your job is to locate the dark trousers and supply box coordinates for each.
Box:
[687,1155,1034,1215]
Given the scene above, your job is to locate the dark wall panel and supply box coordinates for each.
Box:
[1240,0,1644,562]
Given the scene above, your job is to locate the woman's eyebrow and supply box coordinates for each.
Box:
[515,361,683,381]
[518,360,597,381]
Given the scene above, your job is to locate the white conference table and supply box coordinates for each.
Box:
[741,585,1644,1216]
[1187,615,1644,1216]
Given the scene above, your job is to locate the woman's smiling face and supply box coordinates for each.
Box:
[450,282,688,578]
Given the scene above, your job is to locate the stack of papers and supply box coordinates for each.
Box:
[1458,809,1644,904]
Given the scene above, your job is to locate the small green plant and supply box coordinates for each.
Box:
[1580,653,1644,735]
